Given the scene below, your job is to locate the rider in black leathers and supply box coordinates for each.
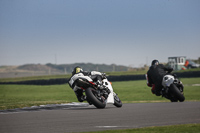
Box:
[68,66,105,102]
[146,60,173,96]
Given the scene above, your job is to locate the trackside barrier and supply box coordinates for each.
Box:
[0,71,199,85]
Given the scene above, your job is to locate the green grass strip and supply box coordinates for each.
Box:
[0,78,200,110]
[83,123,200,133]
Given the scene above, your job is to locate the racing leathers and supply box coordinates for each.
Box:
[146,64,173,96]
[68,71,105,102]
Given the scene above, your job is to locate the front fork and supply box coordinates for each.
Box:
[174,79,184,94]
[162,81,184,97]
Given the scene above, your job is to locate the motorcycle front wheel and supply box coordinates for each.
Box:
[170,84,185,102]
[113,92,122,107]
[85,87,106,109]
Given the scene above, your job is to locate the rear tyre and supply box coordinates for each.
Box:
[170,84,185,102]
[113,92,122,107]
[85,87,106,109]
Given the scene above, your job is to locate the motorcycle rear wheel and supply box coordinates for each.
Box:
[85,87,106,109]
[170,84,185,102]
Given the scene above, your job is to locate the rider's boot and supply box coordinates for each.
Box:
[75,89,86,102]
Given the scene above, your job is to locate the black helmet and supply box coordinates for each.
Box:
[72,66,83,75]
[151,60,159,66]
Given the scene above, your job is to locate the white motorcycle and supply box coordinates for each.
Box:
[162,74,185,102]
[68,72,122,108]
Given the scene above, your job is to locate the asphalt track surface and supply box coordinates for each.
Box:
[0,102,200,133]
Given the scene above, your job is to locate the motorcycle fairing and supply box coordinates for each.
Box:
[162,75,175,87]
[102,79,114,104]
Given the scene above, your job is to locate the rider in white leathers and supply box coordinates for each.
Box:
[68,66,106,102]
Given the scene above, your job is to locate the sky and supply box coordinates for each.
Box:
[0,0,200,67]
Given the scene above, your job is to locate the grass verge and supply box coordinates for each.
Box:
[0,77,200,110]
[83,123,200,133]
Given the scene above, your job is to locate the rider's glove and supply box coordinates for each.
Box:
[97,80,102,85]
[172,74,177,78]
[102,73,107,79]
[96,80,104,90]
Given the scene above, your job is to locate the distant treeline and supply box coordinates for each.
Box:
[0,71,199,85]
[17,63,129,73]
[48,63,129,71]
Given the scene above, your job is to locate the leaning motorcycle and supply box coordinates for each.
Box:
[68,73,122,108]
[161,74,185,102]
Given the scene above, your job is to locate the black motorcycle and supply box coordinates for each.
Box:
[161,74,185,102]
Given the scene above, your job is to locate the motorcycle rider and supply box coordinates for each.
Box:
[146,60,173,96]
[68,66,106,102]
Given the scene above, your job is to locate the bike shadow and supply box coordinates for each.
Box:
[66,105,117,110]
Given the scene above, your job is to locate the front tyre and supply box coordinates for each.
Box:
[113,92,122,107]
[85,87,106,109]
[170,84,185,102]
